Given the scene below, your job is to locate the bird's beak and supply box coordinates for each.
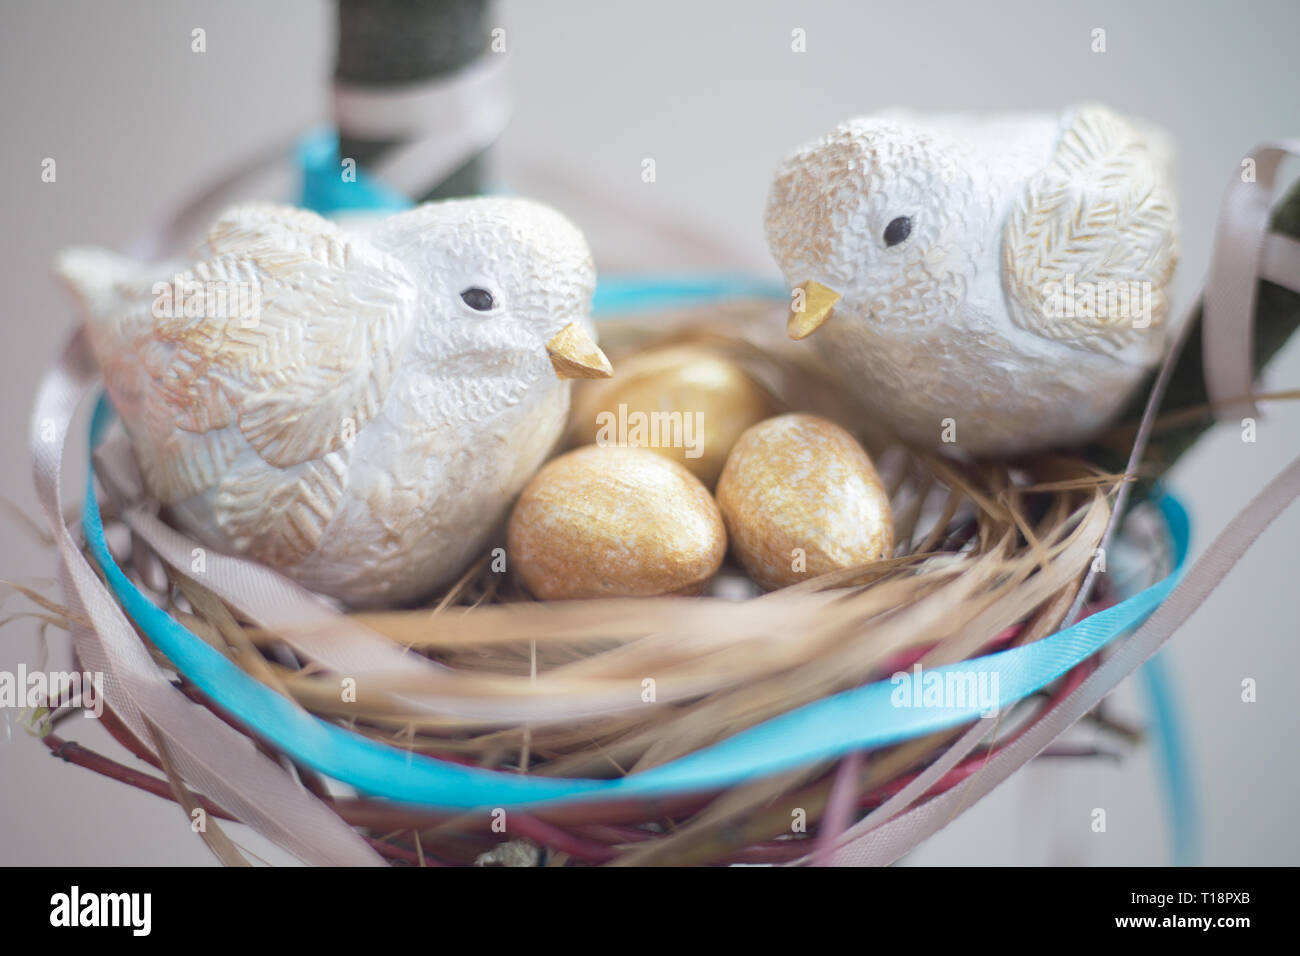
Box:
[787,280,841,340]
[546,322,613,380]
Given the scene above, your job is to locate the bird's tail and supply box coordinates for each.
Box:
[54,246,138,322]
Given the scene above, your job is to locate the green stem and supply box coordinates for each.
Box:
[334,0,492,201]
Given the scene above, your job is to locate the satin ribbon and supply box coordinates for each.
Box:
[297,126,416,215]
[822,452,1300,866]
[591,275,789,315]
[1140,650,1197,866]
[30,331,383,866]
[1203,140,1300,421]
[332,53,512,201]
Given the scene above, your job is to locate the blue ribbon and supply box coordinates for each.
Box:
[1140,651,1199,865]
[592,275,788,315]
[297,126,414,216]
[84,394,1188,811]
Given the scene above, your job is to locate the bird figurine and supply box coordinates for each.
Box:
[57,197,612,608]
[764,104,1179,455]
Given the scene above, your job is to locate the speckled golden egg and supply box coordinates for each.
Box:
[507,445,727,599]
[715,413,893,590]
[566,344,776,487]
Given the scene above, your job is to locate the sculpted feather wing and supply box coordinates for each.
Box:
[58,204,418,566]
[60,203,418,504]
[1003,105,1179,355]
[190,203,418,468]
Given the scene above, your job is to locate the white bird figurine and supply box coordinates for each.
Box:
[765,104,1179,455]
[57,198,612,608]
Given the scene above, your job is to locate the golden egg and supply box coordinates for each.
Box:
[566,344,776,487]
[715,413,893,590]
[507,445,727,599]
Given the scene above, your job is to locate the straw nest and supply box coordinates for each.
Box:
[35,301,1141,866]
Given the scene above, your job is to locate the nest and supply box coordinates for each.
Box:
[39,301,1152,866]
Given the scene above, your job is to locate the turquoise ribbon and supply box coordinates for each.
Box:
[297,126,414,215]
[1141,651,1199,865]
[83,394,1188,811]
[591,275,788,315]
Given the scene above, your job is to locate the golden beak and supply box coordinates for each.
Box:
[546,322,613,380]
[787,280,841,340]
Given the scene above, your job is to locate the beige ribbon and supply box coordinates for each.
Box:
[32,330,384,866]
[333,54,512,199]
[824,452,1300,865]
[1203,140,1300,421]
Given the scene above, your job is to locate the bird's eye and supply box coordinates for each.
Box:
[460,287,497,312]
[883,216,912,247]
